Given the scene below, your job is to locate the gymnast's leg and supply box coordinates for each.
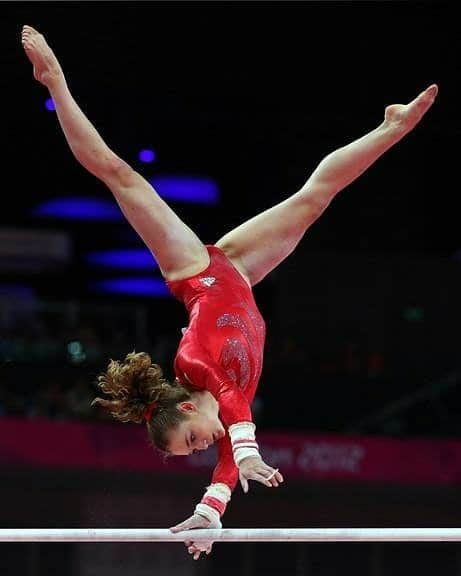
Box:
[21,25,209,282]
[216,84,438,286]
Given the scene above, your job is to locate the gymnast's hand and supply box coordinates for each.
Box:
[170,512,220,560]
[238,455,284,493]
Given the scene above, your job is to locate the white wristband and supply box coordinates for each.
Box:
[228,422,260,466]
[194,503,222,526]
[228,422,256,441]
[204,483,231,503]
[200,482,231,517]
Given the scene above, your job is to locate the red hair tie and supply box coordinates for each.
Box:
[144,401,158,422]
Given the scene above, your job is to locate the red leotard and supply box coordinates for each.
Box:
[166,245,266,490]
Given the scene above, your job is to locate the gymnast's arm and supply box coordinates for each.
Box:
[169,344,282,556]
[175,341,283,486]
[175,342,261,462]
[169,437,237,560]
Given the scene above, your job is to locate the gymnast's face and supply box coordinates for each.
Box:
[167,392,226,456]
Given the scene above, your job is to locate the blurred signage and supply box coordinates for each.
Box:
[1,418,460,486]
[0,227,71,272]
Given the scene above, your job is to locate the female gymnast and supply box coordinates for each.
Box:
[22,25,437,559]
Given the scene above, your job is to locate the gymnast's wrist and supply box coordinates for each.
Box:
[199,483,232,518]
[228,422,260,466]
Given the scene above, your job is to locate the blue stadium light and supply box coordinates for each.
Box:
[150,175,220,204]
[90,277,171,297]
[32,197,124,221]
[85,248,158,270]
[138,149,156,163]
[32,176,219,223]
[45,98,56,111]
[0,283,35,299]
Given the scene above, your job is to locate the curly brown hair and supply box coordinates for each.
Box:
[91,351,191,452]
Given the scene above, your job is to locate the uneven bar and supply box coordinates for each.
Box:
[1,528,461,542]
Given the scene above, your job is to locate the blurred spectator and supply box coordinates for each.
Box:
[0,297,406,433]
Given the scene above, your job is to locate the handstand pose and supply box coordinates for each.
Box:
[22,25,437,559]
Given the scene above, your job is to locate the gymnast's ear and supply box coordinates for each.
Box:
[178,401,198,413]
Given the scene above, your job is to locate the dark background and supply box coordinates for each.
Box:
[1,2,461,575]
[2,0,457,270]
[2,0,459,434]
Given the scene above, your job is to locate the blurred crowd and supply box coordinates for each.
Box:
[0,297,391,431]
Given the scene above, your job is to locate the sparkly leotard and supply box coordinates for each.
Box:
[166,245,266,490]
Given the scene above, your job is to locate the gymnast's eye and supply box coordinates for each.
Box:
[191,434,196,443]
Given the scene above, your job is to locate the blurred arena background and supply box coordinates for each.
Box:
[1,1,461,575]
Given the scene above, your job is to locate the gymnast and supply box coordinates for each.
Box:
[21,24,437,559]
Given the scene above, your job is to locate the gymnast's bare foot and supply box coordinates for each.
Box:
[383,84,438,135]
[21,25,63,88]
